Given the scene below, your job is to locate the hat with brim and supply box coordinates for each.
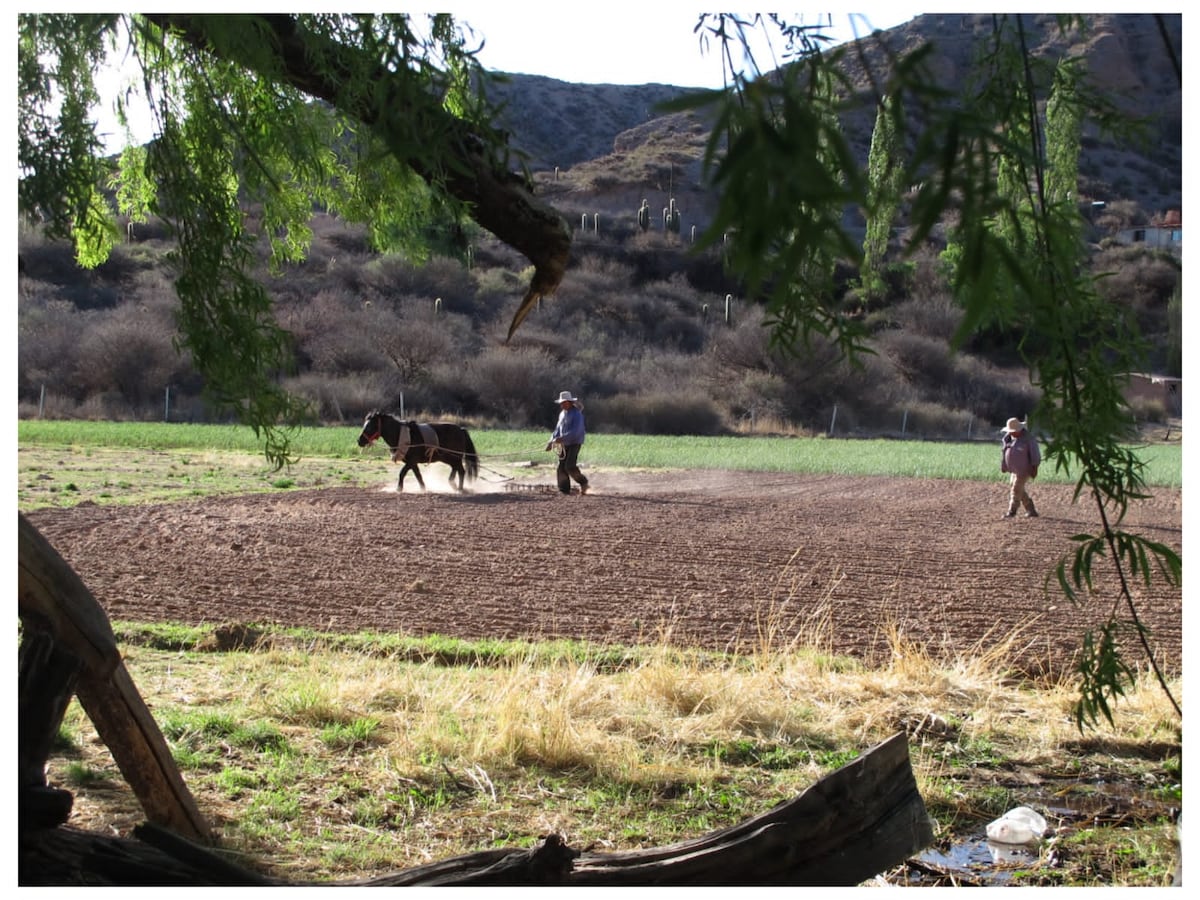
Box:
[555,391,579,404]
[1002,417,1026,434]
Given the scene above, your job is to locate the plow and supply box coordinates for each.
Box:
[503,481,580,494]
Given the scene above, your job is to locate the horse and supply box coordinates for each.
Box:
[357,410,479,492]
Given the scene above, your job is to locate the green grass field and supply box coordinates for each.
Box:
[17,419,1183,486]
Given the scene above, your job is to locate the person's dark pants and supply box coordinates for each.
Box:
[557,443,589,494]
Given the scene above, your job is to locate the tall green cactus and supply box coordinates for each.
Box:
[666,197,681,234]
[637,199,650,232]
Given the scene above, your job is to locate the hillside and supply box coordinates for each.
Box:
[492,13,1181,230]
[17,13,1182,438]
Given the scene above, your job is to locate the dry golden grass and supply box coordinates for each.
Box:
[47,593,1181,885]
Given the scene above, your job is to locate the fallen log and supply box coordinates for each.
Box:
[20,732,932,886]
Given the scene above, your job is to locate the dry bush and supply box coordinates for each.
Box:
[288,296,390,375]
[284,372,406,424]
[878,330,954,388]
[575,252,637,283]
[308,214,372,259]
[942,354,1038,426]
[715,370,792,431]
[592,389,724,435]
[703,314,777,371]
[889,294,964,342]
[471,265,531,309]
[459,345,561,427]
[71,303,184,407]
[372,306,476,385]
[1092,245,1180,335]
[19,295,90,398]
[357,254,477,313]
[488,314,584,364]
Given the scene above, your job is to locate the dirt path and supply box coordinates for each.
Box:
[24,470,1182,673]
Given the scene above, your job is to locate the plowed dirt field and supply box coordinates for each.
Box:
[24,470,1182,674]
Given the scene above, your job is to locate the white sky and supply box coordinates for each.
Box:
[437,7,919,88]
[59,8,920,152]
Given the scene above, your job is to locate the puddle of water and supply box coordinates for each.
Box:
[904,783,1178,885]
[915,835,1040,885]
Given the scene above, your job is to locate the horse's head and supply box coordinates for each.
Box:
[357,410,382,448]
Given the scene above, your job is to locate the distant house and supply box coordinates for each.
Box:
[1114,208,1182,252]
[1126,372,1182,418]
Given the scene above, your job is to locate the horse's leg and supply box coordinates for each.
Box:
[411,464,426,491]
[397,464,409,492]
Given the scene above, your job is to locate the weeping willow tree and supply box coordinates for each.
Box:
[679,12,1181,728]
[18,13,570,465]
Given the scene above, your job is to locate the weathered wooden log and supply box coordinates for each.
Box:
[20,733,932,886]
[19,823,276,886]
[18,514,211,842]
[568,730,933,885]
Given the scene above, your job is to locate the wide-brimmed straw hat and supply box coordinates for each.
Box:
[554,391,579,404]
[1002,417,1026,434]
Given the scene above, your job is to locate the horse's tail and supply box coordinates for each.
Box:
[463,429,479,482]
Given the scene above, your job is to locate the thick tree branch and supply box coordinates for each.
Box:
[144,12,570,340]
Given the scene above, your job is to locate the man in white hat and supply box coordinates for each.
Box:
[1000,417,1040,518]
[546,391,590,495]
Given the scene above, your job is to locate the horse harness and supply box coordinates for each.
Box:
[361,417,442,463]
[387,422,441,464]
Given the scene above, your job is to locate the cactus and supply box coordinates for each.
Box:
[637,199,650,232]
[666,198,681,235]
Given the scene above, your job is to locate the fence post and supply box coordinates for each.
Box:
[901,409,907,435]
[828,405,838,436]
[164,387,171,423]
[38,384,45,419]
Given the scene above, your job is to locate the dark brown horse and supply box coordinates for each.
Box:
[357,411,479,492]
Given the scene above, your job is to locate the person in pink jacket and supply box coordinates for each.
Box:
[1000,417,1040,518]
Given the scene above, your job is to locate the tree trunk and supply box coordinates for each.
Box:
[142,13,571,341]
[18,514,211,843]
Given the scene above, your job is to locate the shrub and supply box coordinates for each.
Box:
[889,294,964,343]
[592,390,725,435]
[72,303,182,407]
[284,372,406,424]
[460,346,560,427]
